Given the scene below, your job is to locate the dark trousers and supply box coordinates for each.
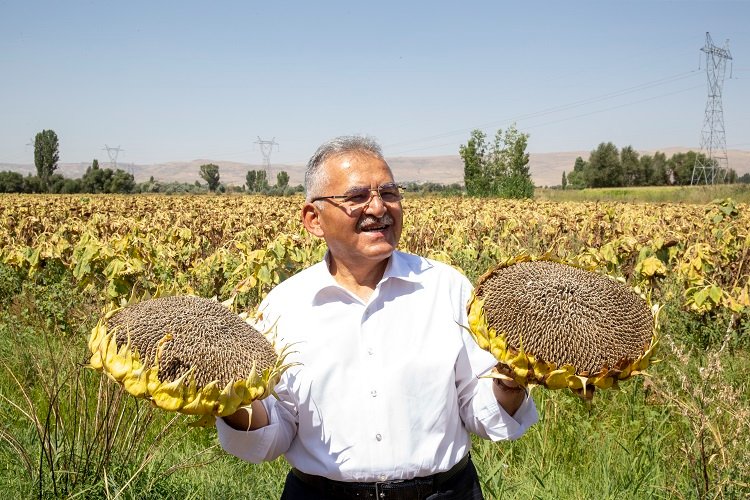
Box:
[280,457,484,500]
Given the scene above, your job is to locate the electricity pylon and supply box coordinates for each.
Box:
[691,32,732,185]
[103,145,124,170]
[254,137,278,181]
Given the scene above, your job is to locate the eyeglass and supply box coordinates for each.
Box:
[310,183,403,212]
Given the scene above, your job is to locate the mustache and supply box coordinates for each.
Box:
[357,213,394,231]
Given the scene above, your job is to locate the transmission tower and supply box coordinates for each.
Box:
[102,144,124,170]
[691,32,733,185]
[254,137,278,180]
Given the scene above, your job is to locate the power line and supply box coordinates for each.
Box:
[388,83,702,157]
[385,70,701,154]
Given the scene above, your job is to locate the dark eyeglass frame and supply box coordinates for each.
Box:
[310,183,404,212]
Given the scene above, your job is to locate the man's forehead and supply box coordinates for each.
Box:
[323,152,394,183]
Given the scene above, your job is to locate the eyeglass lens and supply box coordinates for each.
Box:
[344,185,402,209]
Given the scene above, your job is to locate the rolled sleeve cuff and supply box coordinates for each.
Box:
[216,398,294,463]
[215,416,281,463]
[474,377,539,441]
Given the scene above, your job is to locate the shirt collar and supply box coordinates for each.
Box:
[310,250,431,304]
[381,250,431,284]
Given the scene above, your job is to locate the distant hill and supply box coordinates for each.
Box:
[3,148,748,188]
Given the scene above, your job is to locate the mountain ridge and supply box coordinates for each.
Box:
[3,148,749,188]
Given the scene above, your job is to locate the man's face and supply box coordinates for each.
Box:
[305,152,403,267]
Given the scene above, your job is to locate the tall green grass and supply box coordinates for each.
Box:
[536,184,750,204]
[0,262,286,498]
[1,262,747,498]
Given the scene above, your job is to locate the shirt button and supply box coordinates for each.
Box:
[370,390,378,397]
[375,433,382,441]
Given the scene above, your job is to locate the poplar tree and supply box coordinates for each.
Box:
[34,129,59,191]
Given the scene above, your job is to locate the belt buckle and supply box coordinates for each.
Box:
[374,479,404,499]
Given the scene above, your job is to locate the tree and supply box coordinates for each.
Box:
[23,175,44,193]
[586,142,622,188]
[620,146,641,186]
[47,173,67,193]
[567,156,588,189]
[246,170,257,192]
[256,170,269,191]
[561,171,567,190]
[245,169,269,193]
[725,168,738,184]
[0,171,24,193]
[59,178,82,194]
[34,129,59,191]
[276,170,290,189]
[460,125,533,198]
[459,130,489,196]
[107,169,135,193]
[493,125,533,198]
[648,152,668,186]
[199,163,220,192]
[667,151,705,185]
[82,159,111,193]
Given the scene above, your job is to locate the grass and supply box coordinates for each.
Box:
[535,184,750,204]
[1,262,748,499]
[0,262,286,498]
[473,385,674,499]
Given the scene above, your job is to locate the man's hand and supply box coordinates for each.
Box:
[491,366,527,416]
[222,400,269,431]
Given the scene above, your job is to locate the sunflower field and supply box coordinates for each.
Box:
[0,193,748,498]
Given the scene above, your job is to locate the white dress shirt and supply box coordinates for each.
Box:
[216,250,538,482]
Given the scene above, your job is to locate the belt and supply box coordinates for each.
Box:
[291,454,471,500]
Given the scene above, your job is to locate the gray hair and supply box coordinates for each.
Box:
[304,135,386,202]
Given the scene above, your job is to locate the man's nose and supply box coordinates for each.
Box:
[363,191,387,216]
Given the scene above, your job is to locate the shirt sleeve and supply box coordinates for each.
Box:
[215,375,299,462]
[215,293,300,462]
[453,273,539,441]
[468,376,539,441]
[455,337,539,441]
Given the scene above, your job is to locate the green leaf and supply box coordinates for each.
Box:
[708,285,723,304]
[256,265,272,284]
[103,258,127,280]
[693,288,709,307]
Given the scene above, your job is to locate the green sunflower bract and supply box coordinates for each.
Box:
[87,295,291,426]
[467,256,659,396]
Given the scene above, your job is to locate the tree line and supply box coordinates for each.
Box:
[0,130,303,195]
[562,142,746,189]
[198,163,302,195]
[6,129,746,195]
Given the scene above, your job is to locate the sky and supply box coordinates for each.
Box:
[1,0,748,167]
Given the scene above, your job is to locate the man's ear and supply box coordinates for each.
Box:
[302,203,325,238]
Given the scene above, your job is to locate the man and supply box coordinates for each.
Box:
[217,136,538,499]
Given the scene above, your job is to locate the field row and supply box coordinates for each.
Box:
[1,194,748,318]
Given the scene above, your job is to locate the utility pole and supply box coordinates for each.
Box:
[691,32,733,185]
[254,137,278,181]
